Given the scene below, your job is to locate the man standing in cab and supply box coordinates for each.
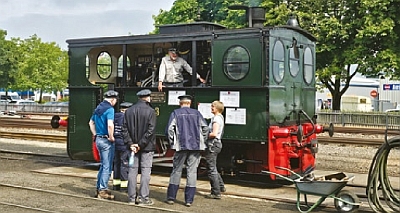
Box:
[158,47,205,91]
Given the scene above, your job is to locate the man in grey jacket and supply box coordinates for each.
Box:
[165,95,209,207]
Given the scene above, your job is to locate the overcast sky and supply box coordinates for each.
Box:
[0,0,175,50]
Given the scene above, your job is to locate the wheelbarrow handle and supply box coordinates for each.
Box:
[275,166,302,179]
[262,171,295,183]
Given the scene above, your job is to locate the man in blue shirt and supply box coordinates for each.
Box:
[89,90,118,200]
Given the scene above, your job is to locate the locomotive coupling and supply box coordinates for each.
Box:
[314,123,334,137]
[51,115,68,128]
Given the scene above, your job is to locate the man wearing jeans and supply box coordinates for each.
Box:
[88,90,119,200]
[165,95,209,207]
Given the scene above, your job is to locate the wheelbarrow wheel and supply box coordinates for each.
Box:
[334,190,360,213]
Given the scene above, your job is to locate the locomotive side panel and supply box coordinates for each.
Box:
[68,47,103,160]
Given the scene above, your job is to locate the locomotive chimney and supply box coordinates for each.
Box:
[248,7,265,28]
[228,5,266,28]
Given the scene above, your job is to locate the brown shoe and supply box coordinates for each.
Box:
[97,190,115,200]
[95,189,112,197]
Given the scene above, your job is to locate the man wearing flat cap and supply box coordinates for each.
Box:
[165,94,209,207]
[123,89,157,205]
[112,102,133,192]
[88,90,119,200]
[158,47,205,92]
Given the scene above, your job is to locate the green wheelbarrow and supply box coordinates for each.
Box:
[263,167,360,213]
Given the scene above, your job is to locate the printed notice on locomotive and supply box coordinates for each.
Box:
[220,91,240,107]
[168,90,186,105]
[225,108,246,125]
[150,92,165,103]
[198,103,213,119]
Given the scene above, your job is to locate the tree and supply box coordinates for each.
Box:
[152,0,251,33]
[289,0,399,110]
[0,30,18,92]
[152,0,400,110]
[12,35,68,103]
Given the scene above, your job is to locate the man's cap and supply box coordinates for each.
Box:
[137,89,152,97]
[178,95,192,101]
[104,90,119,98]
[120,102,133,108]
[168,47,177,53]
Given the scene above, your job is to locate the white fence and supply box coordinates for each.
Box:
[0,103,68,113]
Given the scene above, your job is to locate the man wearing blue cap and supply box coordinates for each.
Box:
[112,102,133,192]
[88,90,119,200]
[158,47,205,92]
[123,89,157,205]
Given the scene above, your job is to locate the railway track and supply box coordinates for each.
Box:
[1,117,398,146]
[0,116,66,130]
[0,130,389,146]
[0,131,66,143]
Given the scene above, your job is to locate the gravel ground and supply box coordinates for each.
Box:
[317,133,400,177]
[0,141,336,213]
[2,133,397,213]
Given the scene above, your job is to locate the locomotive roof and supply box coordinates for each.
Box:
[67,23,316,48]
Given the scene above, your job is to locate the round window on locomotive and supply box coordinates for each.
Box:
[272,40,285,83]
[303,47,314,85]
[96,52,112,80]
[223,46,250,80]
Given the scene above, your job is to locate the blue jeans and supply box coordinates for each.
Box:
[96,137,115,190]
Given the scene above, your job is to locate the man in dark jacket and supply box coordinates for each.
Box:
[165,95,209,207]
[112,102,133,192]
[123,89,156,206]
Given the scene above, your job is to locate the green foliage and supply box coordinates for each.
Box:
[0,31,68,103]
[301,0,400,110]
[13,35,68,93]
[0,30,18,91]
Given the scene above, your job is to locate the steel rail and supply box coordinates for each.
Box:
[1,117,399,134]
[0,183,182,213]
[0,131,66,143]
[0,130,388,147]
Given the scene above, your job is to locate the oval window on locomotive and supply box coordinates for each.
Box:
[272,40,285,83]
[223,46,250,80]
[96,51,112,80]
[303,47,314,85]
[289,45,300,77]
